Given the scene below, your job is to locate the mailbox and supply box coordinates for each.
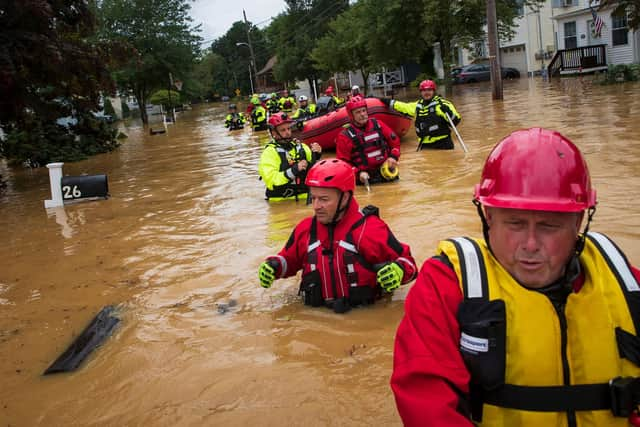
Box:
[60,174,109,201]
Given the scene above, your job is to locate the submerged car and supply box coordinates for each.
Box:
[453,64,520,84]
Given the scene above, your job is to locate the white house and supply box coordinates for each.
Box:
[552,0,640,70]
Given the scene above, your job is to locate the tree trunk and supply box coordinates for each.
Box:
[440,38,454,97]
[360,69,369,97]
[135,89,148,125]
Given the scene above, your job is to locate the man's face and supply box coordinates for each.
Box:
[283,90,289,97]
[486,207,583,288]
[275,123,292,139]
[351,107,368,127]
[300,100,308,108]
[310,187,347,224]
[421,88,435,100]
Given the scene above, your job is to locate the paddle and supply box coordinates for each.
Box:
[445,113,469,153]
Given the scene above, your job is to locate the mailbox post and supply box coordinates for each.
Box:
[44,162,109,208]
[44,163,65,208]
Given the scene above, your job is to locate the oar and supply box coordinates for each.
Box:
[445,113,469,153]
[363,176,371,193]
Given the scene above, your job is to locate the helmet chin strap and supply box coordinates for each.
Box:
[329,191,352,225]
[574,206,596,256]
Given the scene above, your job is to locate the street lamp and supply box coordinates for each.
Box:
[236,42,257,94]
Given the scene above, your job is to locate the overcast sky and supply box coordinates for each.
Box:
[190,0,288,46]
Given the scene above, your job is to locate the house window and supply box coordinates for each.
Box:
[564,21,577,49]
[612,12,628,46]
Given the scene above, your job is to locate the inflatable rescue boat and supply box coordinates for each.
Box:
[293,97,412,150]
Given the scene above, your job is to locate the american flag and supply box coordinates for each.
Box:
[590,7,605,37]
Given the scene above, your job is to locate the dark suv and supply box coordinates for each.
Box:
[453,64,520,84]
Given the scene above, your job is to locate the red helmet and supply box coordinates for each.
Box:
[325,85,334,95]
[419,80,437,91]
[474,128,596,212]
[346,95,367,121]
[267,112,293,130]
[305,159,355,193]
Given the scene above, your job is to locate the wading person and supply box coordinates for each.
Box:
[383,79,461,150]
[266,92,280,115]
[292,95,317,121]
[258,158,417,313]
[224,104,246,130]
[336,96,401,185]
[258,112,321,202]
[391,128,640,427]
[249,97,268,131]
[278,89,297,114]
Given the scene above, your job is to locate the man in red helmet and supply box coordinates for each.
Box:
[324,85,344,106]
[258,158,417,313]
[391,128,640,426]
[335,96,402,185]
[258,112,321,202]
[382,79,461,150]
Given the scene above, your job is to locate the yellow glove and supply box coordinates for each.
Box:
[258,260,279,288]
[376,262,404,293]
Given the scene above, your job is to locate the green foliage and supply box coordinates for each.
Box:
[0,1,115,126]
[97,0,202,123]
[600,64,640,84]
[0,114,119,167]
[598,0,639,29]
[149,90,182,108]
[267,0,349,85]
[104,98,116,117]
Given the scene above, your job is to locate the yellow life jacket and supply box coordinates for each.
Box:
[438,232,640,427]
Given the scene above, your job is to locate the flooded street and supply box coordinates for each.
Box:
[1,77,640,426]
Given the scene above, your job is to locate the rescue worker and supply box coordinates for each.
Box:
[249,97,268,131]
[383,79,461,150]
[347,85,361,101]
[292,95,317,121]
[278,89,297,114]
[391,128,640,427]
[224,104,246,130]
[266,92,280,115]
[336,96,401,185]
[325,85,344,106]
[258,112,321,202]
[258,158,417,313]
[245,93,263,114]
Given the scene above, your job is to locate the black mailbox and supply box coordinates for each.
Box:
[60,174,109,201]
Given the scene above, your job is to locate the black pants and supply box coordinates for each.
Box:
[419,136,454,150]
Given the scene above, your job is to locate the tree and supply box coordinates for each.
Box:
[0,0,121,166]
[209,21,270,96]
[266,0,349,91]
[311,2,378,95]
[599,0,640,29]
[97,0,201,124]
[0,0,115,126]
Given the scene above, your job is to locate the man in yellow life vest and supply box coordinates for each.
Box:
[266,92,280,115]
[248,97,267,131]
[292,95,317,121]
[278,89,297,114]
[224,104,246,130]
[258,112,322,202]
[382,79,461,150]
[392,128,640,427]
[324,85,344,107]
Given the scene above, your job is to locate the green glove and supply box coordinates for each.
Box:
[259,260,277,288]
[377,262,404,293]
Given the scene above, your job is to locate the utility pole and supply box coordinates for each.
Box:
[243,9,259,93]
[486,0,503,100]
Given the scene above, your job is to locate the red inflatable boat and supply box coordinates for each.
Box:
[293,98,413,150]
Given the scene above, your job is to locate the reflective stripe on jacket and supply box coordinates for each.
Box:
[437,234,640,426]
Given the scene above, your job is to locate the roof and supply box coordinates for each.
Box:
[257,56,277,76]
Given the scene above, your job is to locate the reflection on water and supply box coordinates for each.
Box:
[1,77,639,425]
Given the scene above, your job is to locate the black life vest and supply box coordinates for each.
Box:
[415,96,449,139]
[265,141,308,200]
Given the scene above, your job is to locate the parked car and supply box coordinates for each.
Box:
[453,64,520,84]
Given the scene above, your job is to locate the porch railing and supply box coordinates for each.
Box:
[548,44,607,77]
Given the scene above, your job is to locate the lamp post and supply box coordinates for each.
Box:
[236,42,257,94]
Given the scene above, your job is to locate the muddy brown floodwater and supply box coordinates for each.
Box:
[1,77,640,426]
